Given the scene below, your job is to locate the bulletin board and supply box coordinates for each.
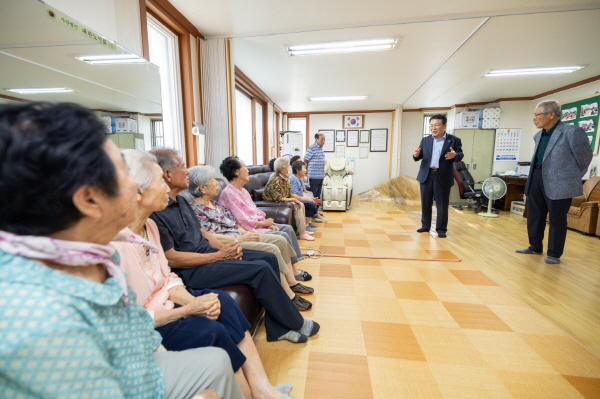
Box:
[561,93,599,154]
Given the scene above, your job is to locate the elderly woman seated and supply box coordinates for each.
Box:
[218,156,314,279]
[111,150,296,399]
[289,160,327,223]
[0,102,243,399]
[182,165,313,311]
[263,157,317,239]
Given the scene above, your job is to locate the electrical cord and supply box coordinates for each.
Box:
[298,247,460,262]
[299,247,323,259]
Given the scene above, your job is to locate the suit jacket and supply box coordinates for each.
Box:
[414,133,464,188]
[524,121,592,200]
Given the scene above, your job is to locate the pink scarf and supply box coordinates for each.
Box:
[0,230,160,306]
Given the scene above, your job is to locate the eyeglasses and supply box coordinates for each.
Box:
[532,112,548,118]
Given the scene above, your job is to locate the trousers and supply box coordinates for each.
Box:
[420,171,452,233]
[155,347,245,399]
[157,289,251,372]
[265,223,302,263]
[173,248,304,341]
[526,167,572,258]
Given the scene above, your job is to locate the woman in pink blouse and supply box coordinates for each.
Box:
[112,150,296,399]
[218,157,314,281]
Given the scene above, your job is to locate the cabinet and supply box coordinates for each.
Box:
[107,133,145,150]
[450,129,495,205]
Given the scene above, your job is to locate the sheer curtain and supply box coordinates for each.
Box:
[200,38,231,173]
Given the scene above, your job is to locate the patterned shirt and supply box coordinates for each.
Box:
[263,175,292,202]
[288,174,305,197]
[304,142,326,179]
[189,200,241,236]
[0,250,165,399]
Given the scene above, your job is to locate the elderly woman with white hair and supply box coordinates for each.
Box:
[262,157,316,240]
[182,165,314,311]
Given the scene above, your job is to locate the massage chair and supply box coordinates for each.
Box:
[321,157,353,211]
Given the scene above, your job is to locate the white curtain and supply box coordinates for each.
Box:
[200,38,231,174]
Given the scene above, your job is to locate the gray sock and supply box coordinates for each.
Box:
[296,318,320,337]
[274,383,293,395]
[544,256,560,264]
[277,331,307,343]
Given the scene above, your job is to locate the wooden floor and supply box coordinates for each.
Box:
[254,198,600,399]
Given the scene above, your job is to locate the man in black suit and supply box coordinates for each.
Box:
[413,114,464,238]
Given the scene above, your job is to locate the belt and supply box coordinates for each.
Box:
[430,168,439,172]
[534,165,542,169]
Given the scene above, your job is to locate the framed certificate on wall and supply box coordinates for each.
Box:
[370,128,388,152]
[347,130,359,147]
[318,129,335,152]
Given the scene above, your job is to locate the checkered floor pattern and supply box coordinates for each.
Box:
[254,210,600,399]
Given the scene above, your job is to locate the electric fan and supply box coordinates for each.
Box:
[478,177,507,218]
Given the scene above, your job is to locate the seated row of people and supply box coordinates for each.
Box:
[0,102,319,399]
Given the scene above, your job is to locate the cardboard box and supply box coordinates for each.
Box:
[455,112,479,128]
[114,118,138,133]
[510,201,525,216]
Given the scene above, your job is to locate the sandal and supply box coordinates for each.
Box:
[295,269,312,281]
[291,295,312,311]
[290,283,314,294]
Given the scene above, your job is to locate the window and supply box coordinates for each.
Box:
[423,113,446,137]
[234,87,266,165]
[235,89,253,165]
[147,15,185,152]
[150,118,164,147]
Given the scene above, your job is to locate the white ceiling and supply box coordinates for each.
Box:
[0,0,162,113]
[171,0,600,112]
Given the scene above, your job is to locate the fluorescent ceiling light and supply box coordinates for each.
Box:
[7,88,75,94]
[485,66,583,77]
[288,38,397,56]
[309,96,369,101]
[76,54,147,65]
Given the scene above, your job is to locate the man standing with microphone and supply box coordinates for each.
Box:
[413,114,463,238]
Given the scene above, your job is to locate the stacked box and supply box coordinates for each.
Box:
[455,111,479,128]
[478,108,501,129]
[115,118,138,133]
[99,116,116,133]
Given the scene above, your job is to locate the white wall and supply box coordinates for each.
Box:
[45,0,143,56]
[399,111,428,179]
[493,80,600,177]
[308,112,393,194]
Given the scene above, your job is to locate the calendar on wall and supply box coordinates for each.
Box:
[493,129,521,161]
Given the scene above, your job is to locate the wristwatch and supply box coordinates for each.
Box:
[234,236,239,243]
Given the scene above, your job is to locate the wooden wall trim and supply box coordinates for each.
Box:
[234,66,275,106]
[146,0,202,38]
[0,94,29,103]
[139,0,150,60]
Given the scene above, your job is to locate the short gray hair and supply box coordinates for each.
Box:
[121,149,158,190]
[151,148,180,172]
[274,157,290,173]
[536,100,561,118]
[187,165,215,197]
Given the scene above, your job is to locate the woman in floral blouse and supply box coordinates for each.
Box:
[182,166,314,311]
[263,157,314,240]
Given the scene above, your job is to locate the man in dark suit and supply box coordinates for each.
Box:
[516,100,592,264]
[413,114,464,238]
